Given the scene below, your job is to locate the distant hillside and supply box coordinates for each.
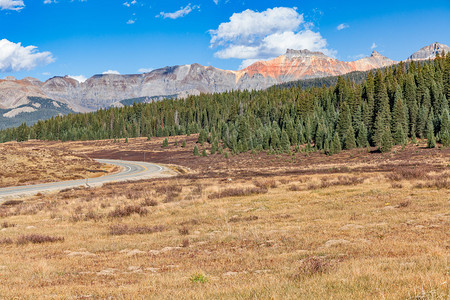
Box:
[274,70,371,90]
[0,97,75,129]
[113,95,178,107]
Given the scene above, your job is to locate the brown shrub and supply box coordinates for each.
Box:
[296,256,334,278]
[307,176,365,190]
[140,198,158,207]
[415,178,449,189]
[288,185,302,191]
[208,186,268,199]
[397,200,411,208]
[229,215,259,222]
[182,238,190,248]
[0,238,13,245]
[70,210,103,222]
[16,234,64,245]
[2,200,23,206]
[156,184,182,194]
[178,227,190,235]
[386,167,428,181]
[390,182,403,189]
[109,224,165,236]
[180,219,200,226]
[1,222,16,228]
[108,205,148,218]
[253,179,277,189]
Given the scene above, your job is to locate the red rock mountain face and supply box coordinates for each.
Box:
[235,49,397,81]
[0,43,448,113]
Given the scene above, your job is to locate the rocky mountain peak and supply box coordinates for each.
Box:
[407,42,449,61]
[370,50,383,57]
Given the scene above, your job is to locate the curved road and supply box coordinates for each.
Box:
[0,159,173,201]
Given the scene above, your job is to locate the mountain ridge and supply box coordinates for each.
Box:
[0,42,448,128]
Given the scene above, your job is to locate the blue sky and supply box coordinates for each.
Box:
[1,0,449,81]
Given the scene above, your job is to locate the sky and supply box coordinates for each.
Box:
[0,0,449,82]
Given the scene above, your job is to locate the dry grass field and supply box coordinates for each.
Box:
[0,136,448,299]
[0,143,116,188]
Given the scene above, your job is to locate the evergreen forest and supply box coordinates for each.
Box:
[1,53,449,155]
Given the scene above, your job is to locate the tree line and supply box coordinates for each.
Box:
[1,52,449,155]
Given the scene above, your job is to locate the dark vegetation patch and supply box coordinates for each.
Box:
[229,215,259,223]
[108,205,148,218]
[294,256,340,278]
[109,224,165,236]
[208,186,268,199]
[307,176,365,190]
[16,234,64,245]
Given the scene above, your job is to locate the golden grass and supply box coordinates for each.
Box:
[0,138,448,298]
[0,166,448,299]
[0,142,116,188]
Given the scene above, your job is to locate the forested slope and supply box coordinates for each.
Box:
[1,53,449,155]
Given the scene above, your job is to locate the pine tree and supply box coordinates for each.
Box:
[380,127,393,152]
[426,118,436,148]
[356,123,369,148]
[202,149,208,157]
[270,128,280,149]
[193,145,200,156]
[330,132,341,154]
[343,125,356,150]
[440,108,450,147]
[162,138,169,147]
[337,102,352,140]
[181,140,186,148]
[391,85,408,138]
[280,130,290,153]
[211,139,218,154]
[373,74,392,150]
[393,123,407,145]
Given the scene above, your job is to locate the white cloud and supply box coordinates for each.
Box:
[0,0,24,11]
[336,23,349,30]
[126,19,135,24]
[213,0,218,4]
[210,7,334,69]
[123,0,136,7]
[102,70,120,75]
[44,0,87,4]
[157,3,199,19]
[0,39,54,73]
[42,72,51,75]
[371,42,377,50]
[138,68,153,73]
[68,75,87,83]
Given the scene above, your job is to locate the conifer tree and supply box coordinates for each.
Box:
[356,123,369,148]
[330,132,341,154]
[270,128,280,149]
[343,125,356,150]
[439,108,450,147]
[391,85,408,136]
[162,138,169,147]
[426,118,436,148]
[380,127,393,152]
[280,131,290,153]
[193,145,199,156]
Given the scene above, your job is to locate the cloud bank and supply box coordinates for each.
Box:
[0,0,24,11]
[0,39,54,73]
[209,7,334,69]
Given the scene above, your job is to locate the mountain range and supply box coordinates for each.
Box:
[0,42,448,129]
